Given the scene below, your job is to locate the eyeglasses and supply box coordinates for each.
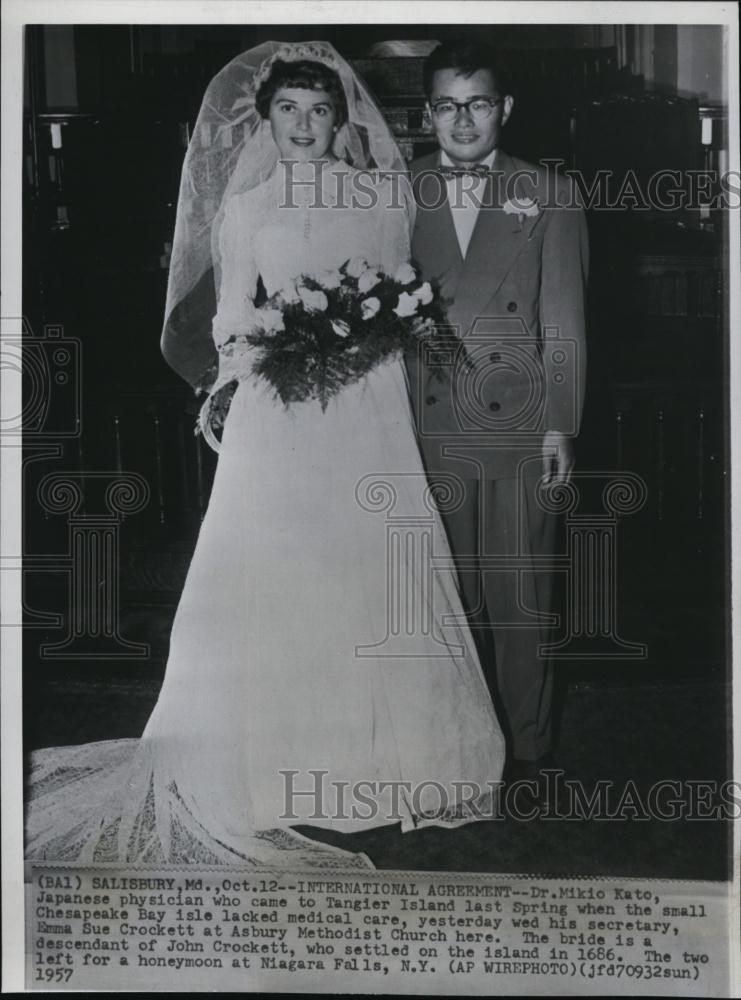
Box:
[430,97,503,123]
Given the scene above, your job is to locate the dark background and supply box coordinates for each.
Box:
[22,24,731,878]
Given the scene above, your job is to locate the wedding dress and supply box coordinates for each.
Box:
[25,161,505,870]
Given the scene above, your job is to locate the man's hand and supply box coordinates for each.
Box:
[542,430,575,485]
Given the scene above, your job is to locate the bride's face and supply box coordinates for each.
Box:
[269,86,338,161]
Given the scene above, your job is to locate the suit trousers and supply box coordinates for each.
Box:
[432,472,558,761]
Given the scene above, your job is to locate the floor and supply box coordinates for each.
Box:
[24,636,731,882]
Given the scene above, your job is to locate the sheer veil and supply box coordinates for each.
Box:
[161,40,413,396]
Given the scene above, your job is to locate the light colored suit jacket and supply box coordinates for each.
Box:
[405,150,589,480]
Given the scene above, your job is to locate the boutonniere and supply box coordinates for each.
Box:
[502,195,540,231]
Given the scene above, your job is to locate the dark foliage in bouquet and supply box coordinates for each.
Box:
[199,259,453,437]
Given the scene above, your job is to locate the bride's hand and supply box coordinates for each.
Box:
[203,340,254,400]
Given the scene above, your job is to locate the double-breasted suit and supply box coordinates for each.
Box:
[406,149,589,759]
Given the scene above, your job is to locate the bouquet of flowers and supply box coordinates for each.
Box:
[198,258,450,438]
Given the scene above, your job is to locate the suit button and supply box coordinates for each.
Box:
[425,395,437,405]
[489,352,501,363]
[489,401,501,412]
[507,301,517,313]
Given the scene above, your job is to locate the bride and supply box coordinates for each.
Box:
[26,41,505,870]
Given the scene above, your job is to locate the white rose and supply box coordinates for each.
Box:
[503,195,539,217]
[394,262,417,285]
[361,297,381,320]
[394,291,419,318]
[414,281,433,305]
[318,268,342,290]
[298,286,329,312]
[358,269,381,294]
[257,307,285,333]
[345,256,369,278]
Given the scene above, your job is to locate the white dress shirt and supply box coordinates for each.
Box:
[441,148,497,258]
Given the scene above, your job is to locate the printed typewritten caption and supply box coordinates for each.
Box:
[27,867,730,993]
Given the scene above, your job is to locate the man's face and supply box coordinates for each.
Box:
[427,68,512,166]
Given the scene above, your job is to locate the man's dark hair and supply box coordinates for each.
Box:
[422,40,507,100]
[255,58,349,127]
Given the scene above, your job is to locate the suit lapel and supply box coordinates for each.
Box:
[413,165,464,303]
[451,150,534,332]
[414,150,546,336]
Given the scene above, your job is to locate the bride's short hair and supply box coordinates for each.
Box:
[255,58,349,127]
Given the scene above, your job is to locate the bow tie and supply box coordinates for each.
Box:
[439,163,490,179]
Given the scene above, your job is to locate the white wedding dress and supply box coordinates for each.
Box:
[26,162,505,870]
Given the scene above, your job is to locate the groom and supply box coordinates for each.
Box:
[405,39,588,776]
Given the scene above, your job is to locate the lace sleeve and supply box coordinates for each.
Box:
[198,193,262,449]
[211,193,260,348]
